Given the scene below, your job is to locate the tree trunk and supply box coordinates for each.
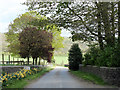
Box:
[9,55,10,64]
[13,57,14,64]
[111,2,115,45]
[2,54,4,64]
[101,2,112,46]
[33,58,35,65]
[98,21,104,50]
[118,1,120,44]
[38,57,41,65]
[35,57,37,65]
[96,2,104,50]
[27,57,29,65]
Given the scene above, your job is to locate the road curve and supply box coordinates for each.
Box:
[25,66,112,88]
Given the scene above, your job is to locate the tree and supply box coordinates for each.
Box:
[6,11,45,56]
[45,24,64,51]
[19,27,54,65]
[68,43,83,71]
[24,2,99,42]
[19,27,37,64]
[118,1,120,44]
[6,11,63,57]
[24,1,120,49]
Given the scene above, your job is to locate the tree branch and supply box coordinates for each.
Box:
[66,4,99,37]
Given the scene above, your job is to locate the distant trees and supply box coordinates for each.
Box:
[19,27,54,65]
[68,44,83,71]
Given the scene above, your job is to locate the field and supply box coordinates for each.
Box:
[0,54,31,62]
[0,54,68,66]
[54,55,68,65]
[0,54,48,65]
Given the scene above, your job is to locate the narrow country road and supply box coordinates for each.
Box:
[25,66,112,88]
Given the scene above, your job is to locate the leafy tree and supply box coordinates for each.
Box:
[19,27,37,64]
[6,11,45,56]
[24,2,100,44]
[23,1,120,68]
[46,24,64,51]
[6,11,63,57]
[19,27,54,65]
[118,1,120,44]
[68,43,83,71]
[24,1,120,49]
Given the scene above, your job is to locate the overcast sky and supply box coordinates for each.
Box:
[0,0,71,37]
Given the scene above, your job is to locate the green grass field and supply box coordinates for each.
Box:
[54,55,68,65]
[0,54,68,65]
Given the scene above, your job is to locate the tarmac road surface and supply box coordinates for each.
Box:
[25,66,113,88]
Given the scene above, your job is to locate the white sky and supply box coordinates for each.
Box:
[0,0,71,37]
[0,0,27,32]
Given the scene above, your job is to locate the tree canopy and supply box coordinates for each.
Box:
[24,1,120,50]
[19,27,53,64]
[6,11,63,57]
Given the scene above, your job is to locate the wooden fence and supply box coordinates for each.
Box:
[0,54,32,65]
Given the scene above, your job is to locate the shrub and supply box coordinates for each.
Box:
[68,43,83,71]
[84,44,120,67]
[83,45,100,66]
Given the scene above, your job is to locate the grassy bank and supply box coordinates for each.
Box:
[70,70,107,85]
[4,67,54,88]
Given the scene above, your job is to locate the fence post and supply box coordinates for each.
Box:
[17,58,19,64]
[9,55,10,64]
[13,57,14,64]
[2,54,4,64]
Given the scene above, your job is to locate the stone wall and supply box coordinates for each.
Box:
[0,65,45,74]
[0,66,24,73]
[79,64,120,87]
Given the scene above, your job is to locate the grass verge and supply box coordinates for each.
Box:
[70,70,107,85]
[4,67,54,88]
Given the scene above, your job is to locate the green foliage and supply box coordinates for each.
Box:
[83,45,100,66]
[68,43,83,71]
[46,24,64,51]
[5,11,43,56]
[6,11,63,57]
[24,1,120,51]
[84,44,120,67]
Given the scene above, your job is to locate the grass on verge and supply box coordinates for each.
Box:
[70,70,107,85]
[4,67,54,88]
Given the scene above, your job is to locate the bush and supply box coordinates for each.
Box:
[83,45,100,66]
[68,43,83,71]
[84,44,120,67]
